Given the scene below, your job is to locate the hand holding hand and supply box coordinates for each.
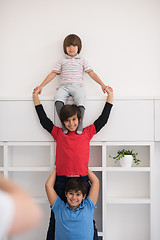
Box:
[39,86,43,94]
[32,87,41,106]
[101,84,107,94]
[33,86,41,96]
[105,86,113,95]
[105,86,113,104]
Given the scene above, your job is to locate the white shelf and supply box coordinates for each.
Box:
[106,198,151,204]
[106,204,151,240]
[97,232,103,237]
[0,99,156,240]
[89,167,103,171]
[0,141,153,240]
[106,167,151,172]
[0,96,159,101]
[7,167,51,172]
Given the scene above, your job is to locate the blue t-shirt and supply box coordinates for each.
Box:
[52,196,96,240]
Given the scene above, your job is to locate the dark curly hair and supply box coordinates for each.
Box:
[65,178,88,197]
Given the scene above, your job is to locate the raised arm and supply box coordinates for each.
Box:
[45,169,57,206]
[105,86,113,104]
[94,86,113,133]
[88,169,99,206]
[39,72,57,94]
[33,87,41,106]
[87,70,107,93]
[33,87,54,133]
[0,174,42,237]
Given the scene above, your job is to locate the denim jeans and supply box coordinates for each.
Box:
[46,175,98,240]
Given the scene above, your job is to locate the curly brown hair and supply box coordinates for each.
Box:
[65,178,88,197]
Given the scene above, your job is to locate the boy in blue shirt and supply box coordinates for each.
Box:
[45,168,99,240]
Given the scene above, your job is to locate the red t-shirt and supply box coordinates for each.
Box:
[51,124,96,176]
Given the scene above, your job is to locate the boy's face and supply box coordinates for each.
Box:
[63,114,80,132]
[65,190,86,210]
[66,45,78,57]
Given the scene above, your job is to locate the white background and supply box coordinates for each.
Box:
[0,0,160,99]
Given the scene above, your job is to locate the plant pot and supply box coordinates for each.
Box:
[119,155,133,168]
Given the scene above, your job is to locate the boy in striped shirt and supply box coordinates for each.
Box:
[38,34,107,134]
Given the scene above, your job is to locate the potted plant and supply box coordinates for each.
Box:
[109,149,140,167]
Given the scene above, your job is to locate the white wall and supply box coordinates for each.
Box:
[1,0,160,239]
[1,0,160,99]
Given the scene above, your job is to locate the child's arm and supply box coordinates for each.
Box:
[88,169,99,206]
[32,87,54,133]
[105,86,113,104]
[33,87,41,106]
[45,169,57,206]
[0,174,42,236]
[39,72,57,94]
[94,86,113,133]
[87,71,107,93]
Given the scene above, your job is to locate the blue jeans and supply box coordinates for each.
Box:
[46,175,98,240]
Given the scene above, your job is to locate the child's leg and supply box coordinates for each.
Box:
[70,84,86,134]
[55,100,64,116]
[93,220,98,240]
[76,106,85,134]
[46,210,55,240]
[55,85,70,134]
[55,101,68,134]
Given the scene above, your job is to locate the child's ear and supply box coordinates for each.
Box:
[83,194,86,199]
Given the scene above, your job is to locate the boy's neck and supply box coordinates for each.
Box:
[68,130,77,133]
[65,54,79,59]
[68,203,81,210]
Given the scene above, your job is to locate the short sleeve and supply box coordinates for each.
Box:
[84,124,97,140]
[85,196,96,212]
[52,59,62,74]
[51,125,61,141]
[83,58,93,72]
[0,190,15,239]
[52,196,64,214]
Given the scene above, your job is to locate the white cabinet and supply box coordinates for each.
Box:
[0,101,54,141]
[85,100,154,141]
[0,145,4,168]
[155,100,160,141]
[0,99,156,240]
[0,99,154,142]
[0,142,54,240]
[106,204,150,240]
[89,142,153,240]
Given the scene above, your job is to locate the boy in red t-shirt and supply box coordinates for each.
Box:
[33,86,113,240]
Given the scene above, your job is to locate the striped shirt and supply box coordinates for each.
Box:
[52,54,92,84]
